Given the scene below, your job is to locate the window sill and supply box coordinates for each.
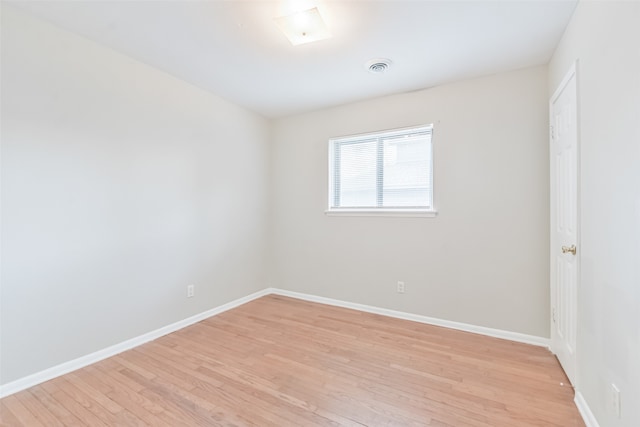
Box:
[325,209,438,218]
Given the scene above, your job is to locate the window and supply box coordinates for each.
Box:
[328,124,435,217]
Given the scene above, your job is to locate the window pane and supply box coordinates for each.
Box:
[382,135,430,207]
[338,140,377,207]
[329,125,433,211]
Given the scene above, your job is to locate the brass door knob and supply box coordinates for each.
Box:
[561,245,577,255]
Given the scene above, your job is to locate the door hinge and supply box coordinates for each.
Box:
[552,308,556,323]
[550,125,555,140]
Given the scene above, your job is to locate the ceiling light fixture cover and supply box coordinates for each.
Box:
[275,7,331,46]
[365,58,392,74]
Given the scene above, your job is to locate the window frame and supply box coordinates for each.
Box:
[326,124,437,217]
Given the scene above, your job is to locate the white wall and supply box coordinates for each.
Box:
[549,2,640,426]
[0,5,271,384]
[271,66,550,337]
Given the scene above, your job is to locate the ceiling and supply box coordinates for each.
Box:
[9,0,578,118]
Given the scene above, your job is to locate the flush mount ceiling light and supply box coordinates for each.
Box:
[365,58,392,74]
[275,7,331,46]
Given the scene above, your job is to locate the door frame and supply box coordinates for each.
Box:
[549,61,580,386]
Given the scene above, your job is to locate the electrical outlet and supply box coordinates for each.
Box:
[397,281,405,294]
[611,383,621,418]
[187,284,195,298]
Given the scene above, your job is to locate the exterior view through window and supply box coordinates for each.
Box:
[328,124,434,213]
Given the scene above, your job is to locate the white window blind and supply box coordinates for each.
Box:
[328,125,434,214]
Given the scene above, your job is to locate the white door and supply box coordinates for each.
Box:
[550,63,579,386]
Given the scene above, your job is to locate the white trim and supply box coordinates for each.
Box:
[575,391,601,427]
[325,209,437,218]
[0,288,271,398]
[1,286,553,399]
[328,123,433,143]
[550,62,577,104]
[268,288,550,348]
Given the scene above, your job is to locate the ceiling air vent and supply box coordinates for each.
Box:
[365,58,392,74]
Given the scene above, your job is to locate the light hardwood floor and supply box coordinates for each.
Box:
[1,295,584,426]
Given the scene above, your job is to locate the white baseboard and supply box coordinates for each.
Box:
[267,288,551,348]
[1,286,551,399]
[0,288,271,398]
[575,391,601,427]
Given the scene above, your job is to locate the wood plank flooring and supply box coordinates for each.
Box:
[0,295,585,426]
